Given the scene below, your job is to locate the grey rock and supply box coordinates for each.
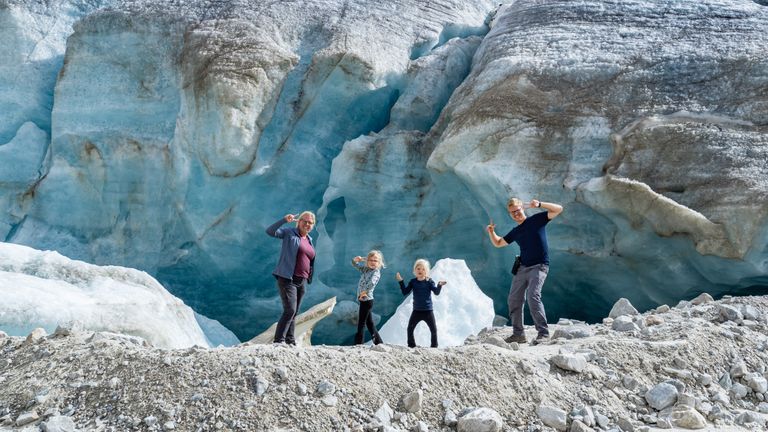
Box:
[536,405,567,431]
[690,293,714,305]
[41,415,76,432]
[375,402,394,427]
[551,354,588,373]
[296,383,308,396]
[144,416,158,427]
[730,363,748,378]
[320,395,338,407]
[609,298,639,319]
[616,417,634,431]
[655,305,670,314]
[53,321,85,337]
[734,410,760,425]
[746,374,767,393]
[552,326,594,339]
[729,383,749,399]
[484,336,509,348]
[24,328,47,345]
[666,405,707,429]
[569,419,595,432]
[316,380,336,396]
[413,420,429,432]
[645,383,678,411]
[758,402,768,414]
[15,411,39,427]
[399,389,423,413]
[457,407,503,432]
[718,305,743,323]
[612,316,640,332]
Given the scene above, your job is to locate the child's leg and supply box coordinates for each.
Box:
[425,311,438,348]
[355,300,373,344]
[365,300,381,343]
[406,311,422,348]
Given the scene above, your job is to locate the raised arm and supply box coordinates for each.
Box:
[531,199,563,220]
[266,214,295,238]
[486,219,508,248]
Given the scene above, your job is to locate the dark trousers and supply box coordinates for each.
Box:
[407,310,438,348]
[355,300,382,345]
[274,276,305,344]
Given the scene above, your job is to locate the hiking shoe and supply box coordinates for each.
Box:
[530,334,549,345]
[504,335,527,344]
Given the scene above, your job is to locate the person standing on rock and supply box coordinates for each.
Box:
[396,259,447,348]
[266,211,316,345]
[352,250,385,345]
[486,198,563,344]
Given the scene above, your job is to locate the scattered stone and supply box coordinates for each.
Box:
[399,389,423,413]
[484,336,508,348]
[144,416,158,427]
[316,380,335,397]
[666,405,706,429]
[734,410,760,425]
[536,405,567,431]
[655,305,670,313]
[718,305,743,323]
[53,321,85,337]
[41,415,76,432]
[24,328,47,345]
[15,411,40,426]
[551,326,594,339]
[645,315,664,326]
[551,353,587,373]
[609,298,639,319]
[612,316,640,332]
[457,407,503,432]
[569,419,595,432]
[375,402,394,427]
[745,373,767,393]
[645,383,678,411]
[690,293,714,305]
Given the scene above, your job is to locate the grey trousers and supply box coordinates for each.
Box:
[508,263,549,337]
[274,276,306,344]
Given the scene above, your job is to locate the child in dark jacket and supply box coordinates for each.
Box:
[395,259,446,348]
[352,250,385,345]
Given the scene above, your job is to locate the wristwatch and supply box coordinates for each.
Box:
[537,202,542,208]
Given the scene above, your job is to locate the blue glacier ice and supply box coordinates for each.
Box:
[1,0,768,345]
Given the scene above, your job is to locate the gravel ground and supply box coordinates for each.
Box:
[2,294,768,432]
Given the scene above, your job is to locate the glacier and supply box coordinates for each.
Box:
[0,242,237,349]
[1,0,767,345]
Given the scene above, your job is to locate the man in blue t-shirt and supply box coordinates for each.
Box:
[486,198,563,344]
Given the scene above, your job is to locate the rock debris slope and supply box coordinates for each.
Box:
[2,294,768,431]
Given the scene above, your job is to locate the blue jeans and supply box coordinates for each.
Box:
[274,276,305,344]
[508,264,549,337]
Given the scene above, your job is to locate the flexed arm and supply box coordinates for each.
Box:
[266,214,296,238]
[486,219,508,248]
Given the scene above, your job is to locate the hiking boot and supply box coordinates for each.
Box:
[372,334,383,345]
[530,334,549,345]
[504,334,527,344]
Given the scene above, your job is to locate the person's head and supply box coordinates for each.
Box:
[507,197,526,224]
[296,211,316,236]
[413,258,430,280]
[366,250,385,270]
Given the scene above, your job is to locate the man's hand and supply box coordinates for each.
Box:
[437,281,447,288]
[353,256,364,263]
[486,219,496,234]
[284,213,297,223]
[395,272,403,282]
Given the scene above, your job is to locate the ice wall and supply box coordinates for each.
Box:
[1,0,767,344]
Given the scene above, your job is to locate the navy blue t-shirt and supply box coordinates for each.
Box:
[503,211,550,266]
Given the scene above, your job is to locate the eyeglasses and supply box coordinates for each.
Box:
[299,219,314,225]
[509,208,524,216]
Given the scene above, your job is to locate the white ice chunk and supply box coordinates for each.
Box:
[378,258,494,347]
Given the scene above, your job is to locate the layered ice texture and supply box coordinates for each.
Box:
[2,0,768,344]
